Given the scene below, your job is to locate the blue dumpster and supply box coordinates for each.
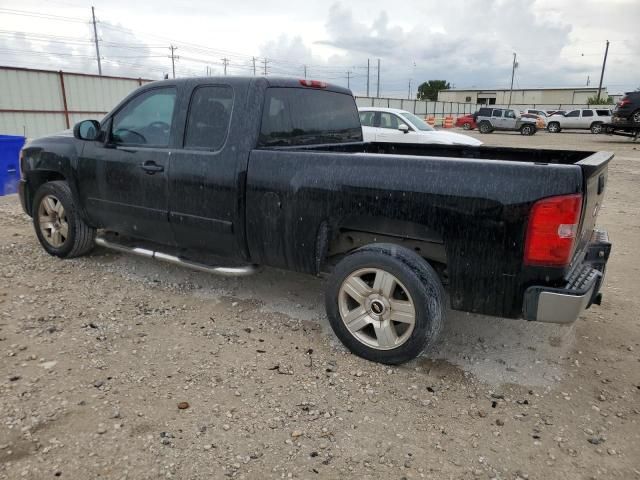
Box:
[0,135,26,196]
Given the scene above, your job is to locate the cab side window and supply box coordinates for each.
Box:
[112,88,177,146]
[582,110,594,117]
[184,85,234,150]
[504,110,516,119]
[491,109,503,117]
[565,110,580,117]
[379,113,400,129]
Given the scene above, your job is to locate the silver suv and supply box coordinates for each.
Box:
[546,109,612,134]
[475,107,538,135]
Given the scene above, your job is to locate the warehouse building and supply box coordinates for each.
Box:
[437,86,609,106]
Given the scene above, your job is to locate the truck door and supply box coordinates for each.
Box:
[376,112,408,142]
[78,86,177,244]
[167,83,241,258]
[563,110,580,128]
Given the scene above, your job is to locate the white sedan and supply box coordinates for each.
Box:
[358,107,482,146]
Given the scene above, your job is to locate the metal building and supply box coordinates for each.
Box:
[0,66,152,138]
[437,86,610,106]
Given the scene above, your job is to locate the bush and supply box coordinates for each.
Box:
[587,95,614,105]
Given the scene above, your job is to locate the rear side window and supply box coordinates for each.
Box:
[477,108,491,116]
[491,109,503,117]
[566,110,579,117]
[596,109,610,116]
[259,88,362,147]
[582,110,593,117]
[184,85,233,150]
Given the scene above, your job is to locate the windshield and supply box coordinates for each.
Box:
[258,88,363,147]
[399,111,434,131]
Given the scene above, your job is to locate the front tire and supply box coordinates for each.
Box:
[590,122,603,134]
[547,121,561,133]
[462,122,471,130]
[32,181,96,258]
[631,110,640,123]
[325,244,445,365]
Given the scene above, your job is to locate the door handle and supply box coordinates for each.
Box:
[140,161,164,174]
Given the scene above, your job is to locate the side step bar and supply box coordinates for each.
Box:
[95,236,258,277]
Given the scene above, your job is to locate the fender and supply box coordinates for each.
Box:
[21,133,91,224]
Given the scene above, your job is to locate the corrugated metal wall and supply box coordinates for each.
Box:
[0,66,150,138]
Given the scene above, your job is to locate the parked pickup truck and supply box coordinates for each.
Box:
[18,77,612,364]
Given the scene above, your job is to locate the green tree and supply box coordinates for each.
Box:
[416,80,451,101]
[586,95,614,105]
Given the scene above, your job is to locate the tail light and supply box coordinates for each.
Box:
[524,194,583,266]
[617,97,630,107]
[299,79,327,88]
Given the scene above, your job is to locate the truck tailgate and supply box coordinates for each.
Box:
[574,151,613,258]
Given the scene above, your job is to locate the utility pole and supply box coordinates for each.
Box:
[376,59,380,98]
[169,45,178,78]
[262,58,269,76]
[91,6,102,76]
[252,57,256,76]
[346,71,351,89]
[366,59,370,96]
[304,65,307,78]
[507,52,517,107]
[221,58,229,75]
[586,75,590,86]
[596,40,609,102]
[408,79,412,100]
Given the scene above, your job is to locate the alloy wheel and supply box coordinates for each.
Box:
[338,268,416,350]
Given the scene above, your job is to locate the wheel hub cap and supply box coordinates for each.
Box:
[338,268,416,350]
[38,194,68,248]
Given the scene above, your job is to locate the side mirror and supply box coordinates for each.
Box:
[398,124,410,133]
[73,120,100,141]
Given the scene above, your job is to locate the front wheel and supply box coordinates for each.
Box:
[590,122,603,134]
[32,181,96,258]
[547,122,561,133]
[462,122,471,130]
[632,110,640,123]
[325,244,445,364]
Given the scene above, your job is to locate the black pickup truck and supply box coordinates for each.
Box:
[18,77,612,364]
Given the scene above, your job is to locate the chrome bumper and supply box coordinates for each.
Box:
[523,229,610,324]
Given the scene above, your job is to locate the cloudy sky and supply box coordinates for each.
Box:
[0,0,638,96]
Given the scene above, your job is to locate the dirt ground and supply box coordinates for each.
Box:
[1,131,639,480]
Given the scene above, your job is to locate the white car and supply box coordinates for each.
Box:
[358,107,482,146]
[546,108,612,134]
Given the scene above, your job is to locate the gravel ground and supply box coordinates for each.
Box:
[1,131,639,480]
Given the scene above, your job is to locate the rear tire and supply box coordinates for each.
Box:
[325,243,445,365]
[631,110,640,124]
[590,122,603,134]
[462,122,471,130]
[547,121,561,133]
[520,124,536,135]
[32,181,96,258]
[478,121,492,134]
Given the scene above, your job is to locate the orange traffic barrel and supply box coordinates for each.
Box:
[426,116,436,126]
[444,116,454,128]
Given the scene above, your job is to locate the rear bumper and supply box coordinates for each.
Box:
[523,229,611,324]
